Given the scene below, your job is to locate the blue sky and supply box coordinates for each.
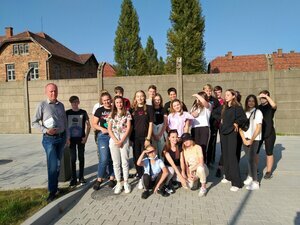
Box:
[1,0,299,65]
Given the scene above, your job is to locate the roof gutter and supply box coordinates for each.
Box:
[46,53,53,80]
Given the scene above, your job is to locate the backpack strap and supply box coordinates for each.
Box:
[249,109,257,120]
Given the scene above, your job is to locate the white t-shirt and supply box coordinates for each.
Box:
[146,98,153,106]
[243,108,263,141]
[191,103,212,128]
[143,157,165,180]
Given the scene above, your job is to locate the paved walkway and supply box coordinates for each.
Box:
[0,134,299,225]
[0,134,98,190]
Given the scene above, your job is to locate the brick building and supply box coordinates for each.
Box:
[101,62,117,77]
[0,27,115,82]
[208,49,300,73]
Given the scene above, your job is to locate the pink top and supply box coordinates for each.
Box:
[168,111,194,137]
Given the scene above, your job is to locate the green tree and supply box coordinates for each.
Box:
[166,0,206,74]
[145,36,159,75]
[158,57,165,74]
[114,0,141,76]
[136,48,148,75]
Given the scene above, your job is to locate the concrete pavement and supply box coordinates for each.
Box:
[0,134,299,225]
[0,134,98,190]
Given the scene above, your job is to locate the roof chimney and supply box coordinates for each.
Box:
[226,51,233,59]
[5,27,13,38]
[277,48,283,57]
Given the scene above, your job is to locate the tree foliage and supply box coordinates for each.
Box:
[145,36,160,75]
[166,0,206,74]
[158,57,165,74]
[136,48,148,75]
[114,0,141,76]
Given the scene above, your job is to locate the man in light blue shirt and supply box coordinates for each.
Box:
[32,83,67,203]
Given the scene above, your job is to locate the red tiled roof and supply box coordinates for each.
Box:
[209,50,300,73]
[209,54,267,73]
[33,32,83,64]
[79,54,93,64]
[0,30,96,65]
[272,52,300,70]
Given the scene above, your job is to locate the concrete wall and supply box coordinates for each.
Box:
[0,70,299,135]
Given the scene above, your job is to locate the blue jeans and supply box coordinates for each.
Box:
[42,133,66,194]
[97,133,114,179]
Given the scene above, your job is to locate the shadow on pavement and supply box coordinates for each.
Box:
[229,190,253,225]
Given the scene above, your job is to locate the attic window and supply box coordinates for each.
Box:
[13,43,29,55]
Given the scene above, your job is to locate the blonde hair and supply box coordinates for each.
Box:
[203,84,212,90]
[131,90,147,115]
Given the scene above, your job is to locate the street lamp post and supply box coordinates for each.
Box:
[24,67,34,133]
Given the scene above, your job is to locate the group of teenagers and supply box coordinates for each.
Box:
[69,84,277,199]
[31,82,277,203]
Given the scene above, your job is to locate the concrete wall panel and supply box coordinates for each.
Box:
[0,70,299,134]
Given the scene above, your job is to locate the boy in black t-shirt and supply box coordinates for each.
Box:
[66,96,91,187]
[163,87,188,115]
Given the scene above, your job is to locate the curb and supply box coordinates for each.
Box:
[22,181,93,225]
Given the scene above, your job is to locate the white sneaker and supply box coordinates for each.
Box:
[198,187,207,197]
[114,182,123,194]
[124,182,131,193]
[243,176,253,185]
[246,181,260,190]
[137,178,144,190]
[230,186,240,192]
[221,177,230,184]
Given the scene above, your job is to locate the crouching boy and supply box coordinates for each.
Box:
[137,145,169,199]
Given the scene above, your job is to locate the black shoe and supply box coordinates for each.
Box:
[157,188,170,197]
[164,185,175,194]
[108,180,116,188]
[141,190,150,199]
[79,178,86,185]
[46,193,56,203]
[215,168,221,178]
[264,172,273,179]
[172,181,180,190]
[69,179,77,187]
[93,180,102,190]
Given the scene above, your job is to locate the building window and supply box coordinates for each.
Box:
[29,62,39,80]
[13,43,29,55]
[24,44,29,53]
[6,64,15,81]
[13,45,18,55]
[19,44,24,54]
